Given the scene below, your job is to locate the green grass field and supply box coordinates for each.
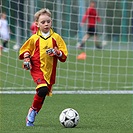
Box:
[0,94,133,133]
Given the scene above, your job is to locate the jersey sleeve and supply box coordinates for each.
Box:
[19,36,35,60]
[55,35,68,62]
[81,8,90,23]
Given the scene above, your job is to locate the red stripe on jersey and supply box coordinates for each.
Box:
[31,39,46,85]
[50,38,58,85]
[52,38,57,48]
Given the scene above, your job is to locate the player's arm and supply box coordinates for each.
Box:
[96,10,101,22]
[46,47,67,62]
[19,37,35,70]
[46,47,62,57]
[19,37,35,59]
[46,36,68,62]
[81,8,90,26]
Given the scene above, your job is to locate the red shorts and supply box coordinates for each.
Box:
[30,70,52,93]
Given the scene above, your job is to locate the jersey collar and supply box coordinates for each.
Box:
[36,28,54,40]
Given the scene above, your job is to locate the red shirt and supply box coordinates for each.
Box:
[30,22,38,34]
[81,7,101,27]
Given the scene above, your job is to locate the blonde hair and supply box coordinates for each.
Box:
[34,8,52,22]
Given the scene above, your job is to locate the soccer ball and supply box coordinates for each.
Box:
[59,108,79,128]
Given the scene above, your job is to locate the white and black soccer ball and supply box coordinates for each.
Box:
[59,108,79,128]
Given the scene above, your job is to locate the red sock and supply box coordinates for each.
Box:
[32,93,45,112]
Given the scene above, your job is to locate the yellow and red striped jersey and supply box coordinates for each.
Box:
[19,29,68,86]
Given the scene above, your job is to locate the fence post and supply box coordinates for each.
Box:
[121,0,127,42]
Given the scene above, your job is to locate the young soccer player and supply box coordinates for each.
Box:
[0,12,10,52]
[77,1,102,50]
[76,1,102,60]
[19,8,68,126]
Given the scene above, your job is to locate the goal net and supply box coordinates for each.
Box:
[0,0,133,94]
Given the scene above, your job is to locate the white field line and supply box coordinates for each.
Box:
[0,90,133,94]
[1,86,133,90]
[0,86,102,90]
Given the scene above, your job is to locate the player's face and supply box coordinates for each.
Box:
[2,13,6,19]
[90,2,95,8]
[37,14,52,33]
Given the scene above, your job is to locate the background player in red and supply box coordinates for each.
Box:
[19,8,68,126]
[30,20,38,34]
[77,1,102,50]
